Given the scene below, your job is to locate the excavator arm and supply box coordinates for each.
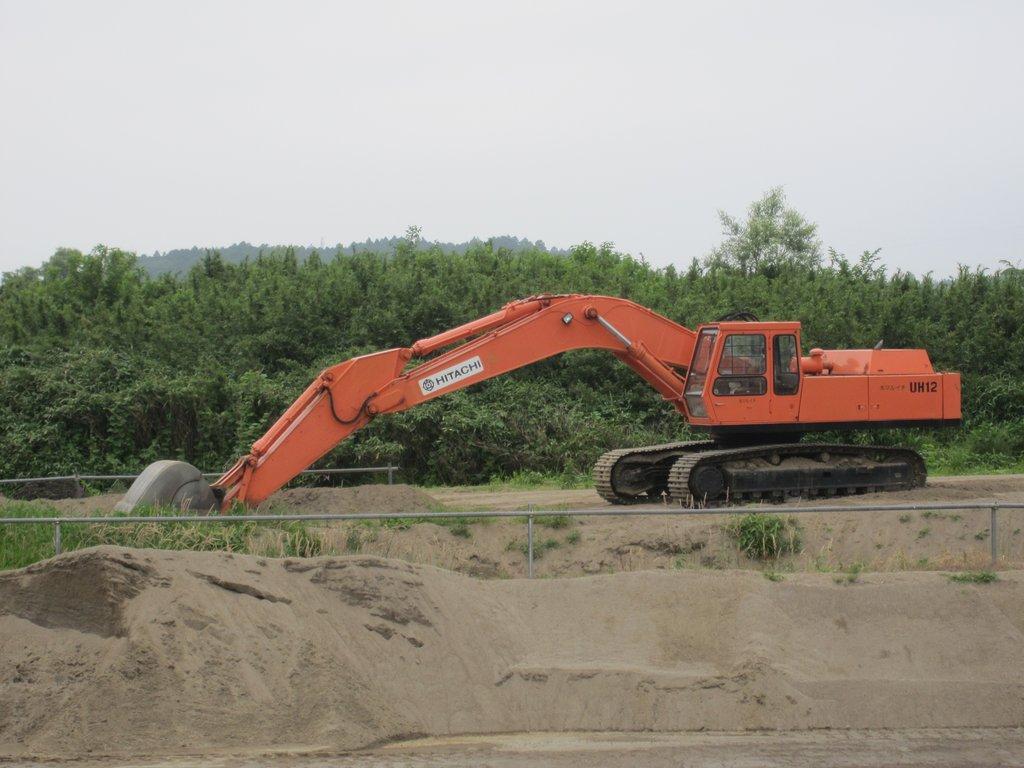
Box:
[208,294,696,508]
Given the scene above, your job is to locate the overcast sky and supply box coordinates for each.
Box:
[1,1,1021,275]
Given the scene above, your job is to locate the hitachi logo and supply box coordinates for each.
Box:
[419,356,484,395]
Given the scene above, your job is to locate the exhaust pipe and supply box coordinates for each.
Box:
[114,460,220,513]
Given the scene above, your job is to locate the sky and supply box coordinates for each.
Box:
[0,1,1021,275]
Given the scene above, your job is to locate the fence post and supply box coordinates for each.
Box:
[53,522,62,556]
[387,466,394,485]
[527,504,534,579]
[990,505,998,567]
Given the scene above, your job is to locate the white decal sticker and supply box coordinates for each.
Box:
[419,356,485,396]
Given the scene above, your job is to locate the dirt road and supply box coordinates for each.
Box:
[432,473,1024,511]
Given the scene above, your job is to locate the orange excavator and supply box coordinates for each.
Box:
[118,294,961,512]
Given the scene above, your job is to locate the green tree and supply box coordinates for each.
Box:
[706,187,822,275]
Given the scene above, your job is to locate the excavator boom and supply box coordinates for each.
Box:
[118,295,695,511]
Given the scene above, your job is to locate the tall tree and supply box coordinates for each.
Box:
[707,187,822,275]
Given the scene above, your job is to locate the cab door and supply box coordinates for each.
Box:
[708,332,772,424]
[769,332,801,422]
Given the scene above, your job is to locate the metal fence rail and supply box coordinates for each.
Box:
[0,465,401,486]
[2,500,1019,573]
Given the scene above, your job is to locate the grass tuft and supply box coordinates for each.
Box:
[833,562,863,585]
[535,514,571,529]
[726,513,802,560]
[345,528,362,553]
[948,571,998,584]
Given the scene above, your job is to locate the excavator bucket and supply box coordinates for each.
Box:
[114,460,219,513]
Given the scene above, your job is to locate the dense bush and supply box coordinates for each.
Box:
[1,224,1022,484]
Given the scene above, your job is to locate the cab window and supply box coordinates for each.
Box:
[718,334,766,375]
[713,334,766,396]
[773,334,800,395]
[713,377,767,396]
[684,328,718,418]
[685,328,718,396]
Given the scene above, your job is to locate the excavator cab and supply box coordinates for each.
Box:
[683,323,803,431]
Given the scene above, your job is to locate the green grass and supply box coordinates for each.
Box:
[0,501,325,571]
[948,571,998,584]
[898,513,912,523]
[726,513,802,560]
[505,536,561,560]
[360,513,486,535]
[566,530,581,544]
[833,562,863,585]
[919,432,1024,476]
[763,569,784,582]
[535,514,571,529]
[810,554,839,573]
[345,528,362,553]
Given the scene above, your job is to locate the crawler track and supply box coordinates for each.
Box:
[593,441,714,503]
[666,443,927,507]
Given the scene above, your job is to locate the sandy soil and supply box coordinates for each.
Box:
[2,546,1024,761]
[334,474,1024,577]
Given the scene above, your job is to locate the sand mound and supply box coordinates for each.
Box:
[269,483,440,514]
[2,547,1024,758]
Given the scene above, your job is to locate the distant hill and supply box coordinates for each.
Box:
[139,236,568,276]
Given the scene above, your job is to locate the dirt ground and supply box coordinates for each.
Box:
[2,547,1023,763]
[19,483,442,517]
[332,474,1024,577]
[5,478,1024,765]
[433,473,1024,510]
